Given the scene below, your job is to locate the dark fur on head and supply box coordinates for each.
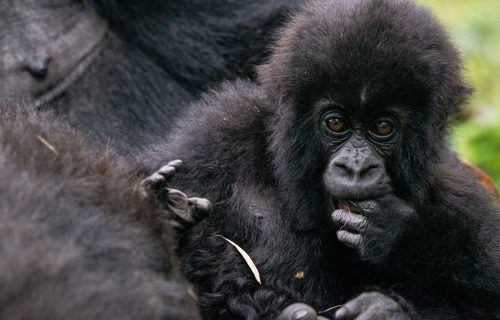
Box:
[258,0,473,207]
[0,106,199,319]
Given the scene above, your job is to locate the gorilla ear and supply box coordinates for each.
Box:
[431,83,473,131]
[435,82,474,122]
[447,84,474,116]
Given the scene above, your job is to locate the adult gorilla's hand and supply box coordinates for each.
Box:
[332,194,416,264]
[277,303,330,320]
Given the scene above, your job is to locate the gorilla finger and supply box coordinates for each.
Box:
[188,197,213,222]
[351,312,378,320]
[332,209,368,232]
[152,160,184,185]
[155,164,177,182]
[167,159,183,170]
[140,160,183,193]
[277,303,318,320]
[334,299,363,320]
[139,172,167,197]
[352,307,408,320]
[336,230,362,249]
[350,200,380,214]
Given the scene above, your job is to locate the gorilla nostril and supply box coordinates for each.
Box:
[333,160,381,180]
[334,162,354,175]
[360,164,380,178]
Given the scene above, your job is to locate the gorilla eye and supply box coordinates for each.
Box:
[326,118,346,132]
[325,114,349,134]
[374,121,393,136]
[369,117,397,140]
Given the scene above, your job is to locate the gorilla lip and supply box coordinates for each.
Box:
[335,200,365,214]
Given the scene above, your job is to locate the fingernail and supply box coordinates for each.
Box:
[292,309,310,320]
[335,307,348,319]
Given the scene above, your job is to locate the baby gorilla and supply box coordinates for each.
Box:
[0,107,210,319]
[140,0,500,319]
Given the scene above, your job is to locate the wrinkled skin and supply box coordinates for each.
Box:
[0,0,107,100]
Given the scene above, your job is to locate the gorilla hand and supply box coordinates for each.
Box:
[332,194,416,264]
[277,303,330,320]
[140,160,212,231]
[335,292,412,320]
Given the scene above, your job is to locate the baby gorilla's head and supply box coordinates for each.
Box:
[261,0,471,203]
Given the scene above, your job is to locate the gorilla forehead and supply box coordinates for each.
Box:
[260,0,463,113]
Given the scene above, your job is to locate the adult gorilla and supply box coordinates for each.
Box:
[140,0,500,318]
[0,105,212,319]
[0,0,300,154]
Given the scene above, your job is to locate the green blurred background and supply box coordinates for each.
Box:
[418,0,500,186]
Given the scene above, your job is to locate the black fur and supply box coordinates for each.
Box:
[0,0,301,155]
[0,107,200,319]
[139,0,500,319]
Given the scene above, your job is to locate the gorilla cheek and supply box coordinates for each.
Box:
[323,145,392,200]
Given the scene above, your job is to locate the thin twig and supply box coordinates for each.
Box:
[318,304,343,314]
[37,135,59,156]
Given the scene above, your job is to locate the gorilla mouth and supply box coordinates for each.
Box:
[334,199,366,214]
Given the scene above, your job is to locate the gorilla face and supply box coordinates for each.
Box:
[319,102,395,201]
[311,66,435,206]
[0,0,107,100]
[311,74,425,204]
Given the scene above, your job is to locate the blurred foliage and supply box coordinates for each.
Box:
[418,0,500,186]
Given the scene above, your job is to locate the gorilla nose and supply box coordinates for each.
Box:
[324,143,392,199]
[326,157,390,199]
[333,160,381,182]
[326,158,388,199]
